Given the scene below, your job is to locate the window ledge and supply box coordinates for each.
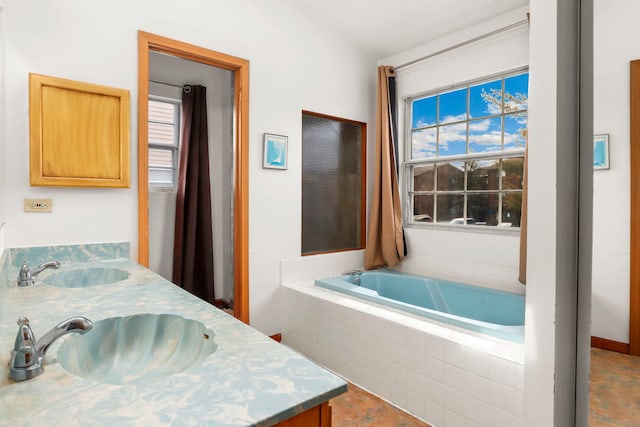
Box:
[149,187,177,193]
[404,222,521,236]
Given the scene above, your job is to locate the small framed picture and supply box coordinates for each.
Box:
[263,133,288,170]
[593,134,610,170]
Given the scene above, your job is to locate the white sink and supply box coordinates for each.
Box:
[42,267,130,288]
[57,313,216,385]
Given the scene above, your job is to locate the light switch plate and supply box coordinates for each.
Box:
[24,198,53,212]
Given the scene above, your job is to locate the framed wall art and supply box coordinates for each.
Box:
[263,133,288,170]
[594,134,610,170]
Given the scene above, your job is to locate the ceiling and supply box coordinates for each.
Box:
[291,0,530,59]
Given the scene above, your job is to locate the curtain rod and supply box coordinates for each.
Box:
[149,80,185,89]
[394,18,529,72]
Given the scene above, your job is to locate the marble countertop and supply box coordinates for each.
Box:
[0,258,346,426]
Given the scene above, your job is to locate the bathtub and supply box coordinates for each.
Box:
[315,270,524,343]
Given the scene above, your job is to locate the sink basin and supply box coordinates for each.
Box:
[42,267,130,288]
[57,313,216,384]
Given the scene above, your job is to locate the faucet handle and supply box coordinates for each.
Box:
[14,316,36,352]
[12,317,39,371]
[11,343,38,369]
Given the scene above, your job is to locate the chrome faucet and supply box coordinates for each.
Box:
[342,269,363,285]
[9,315,92,381]
[17,260,60,287]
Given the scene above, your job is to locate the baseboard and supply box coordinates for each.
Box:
[591,336,630,354]
[270,333,282,343]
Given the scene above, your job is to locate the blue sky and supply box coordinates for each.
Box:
[411,72,529,159]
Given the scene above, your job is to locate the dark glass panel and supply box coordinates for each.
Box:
[302,113,364,254]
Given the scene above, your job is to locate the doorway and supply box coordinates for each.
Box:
[137,31,249,323]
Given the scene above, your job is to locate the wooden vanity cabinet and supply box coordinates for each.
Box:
[273,401,332,427]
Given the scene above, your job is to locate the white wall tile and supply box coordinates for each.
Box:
[445,341,467,368]
[443,387,468,416]
[406,391,426,420]
[488,382,524,417]
[407,325,426,352]
[374,374,393,402]
[443,410,466,427]
[389,322,409,346]
[464,371,491,403]
[424,399,445,427]
[463,395,495,427]
[489,355,518,388]
[389,382,408,408]
[374,316,395,341]
[515,363,525,391]
[466,347,491,377]
[406,349,445,382]
[444,364,468,391]
[424,333,447,360]
[423,376,445,406]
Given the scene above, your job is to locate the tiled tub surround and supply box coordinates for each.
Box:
[281,280,524,427]
[0,244,346,426]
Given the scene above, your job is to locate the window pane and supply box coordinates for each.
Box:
[437,162,464,191]
[412,128,437,159]
[469,117,502,153]
[413,195,434,223]
[149,122,176,146]
[436,194,464,223]
[502,158,524,190]
[412,96,437,128]
[504,113,527,150]
[413,165,435,191]
[302,113,364,254]
[467,160,499,191]
[439,88,467,124]
[438,123,466,156]
[502,192,522,227]
[149,100,176,123]
[504,73,529,112]
[149,148,173,168]
[469,79,501,118]
[467,193,499,226]
[149,168,174,187]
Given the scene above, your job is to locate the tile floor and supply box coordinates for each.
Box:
[590,347,640,426]
[329,348,640,427]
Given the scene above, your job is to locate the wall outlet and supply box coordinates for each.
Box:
[24,198,53,212]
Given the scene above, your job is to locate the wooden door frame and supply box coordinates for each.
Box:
[630,60,640,355]
[137,31,249,324]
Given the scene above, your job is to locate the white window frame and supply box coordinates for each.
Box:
[402,67,528,232]
[148,95,181,190]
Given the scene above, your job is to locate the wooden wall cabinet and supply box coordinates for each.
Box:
[29,73,130,187]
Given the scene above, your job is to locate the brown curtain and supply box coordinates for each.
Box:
[518,144,528,284]
[172,85,215,303]
[365,66,406,269]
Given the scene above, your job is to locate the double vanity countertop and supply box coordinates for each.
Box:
[0,257,346,426]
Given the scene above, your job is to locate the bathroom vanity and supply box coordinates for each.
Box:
[0,243,346,426]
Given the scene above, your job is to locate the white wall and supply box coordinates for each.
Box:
[0,0,375,335]
[148,52,234,302]
[379,6,529,295]
[591,0,638,344]
[0,1,6,255]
